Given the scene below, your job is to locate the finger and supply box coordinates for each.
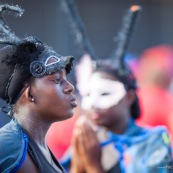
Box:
[80,120,98,143]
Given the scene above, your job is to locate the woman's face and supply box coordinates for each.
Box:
[81,71,129,127]
[30,69,77,122]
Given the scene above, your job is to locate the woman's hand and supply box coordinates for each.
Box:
[70,127,85,173]
[71,116,105,173]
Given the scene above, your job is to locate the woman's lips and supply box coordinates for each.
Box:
[70,97,78,107]
[90,112,101,120]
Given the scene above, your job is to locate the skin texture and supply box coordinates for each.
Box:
[70,71,136,173]
[14,69,77,172]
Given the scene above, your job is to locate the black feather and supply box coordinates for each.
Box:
[0,3,24,45]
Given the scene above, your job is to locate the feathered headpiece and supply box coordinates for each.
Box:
[63,0,141,87]
[0,3,74,104]
[62,1,142,119]
[0,3,24,45]
[62,0,141,90]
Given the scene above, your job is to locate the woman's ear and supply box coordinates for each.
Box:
[23,85,35,102]
[126,90,136,106]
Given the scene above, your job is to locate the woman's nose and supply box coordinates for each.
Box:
[91,103,97,110]
[64,80,75,94]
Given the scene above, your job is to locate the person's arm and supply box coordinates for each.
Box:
[17,153,39,173]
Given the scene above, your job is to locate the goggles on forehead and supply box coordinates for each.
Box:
[30,51,73,78]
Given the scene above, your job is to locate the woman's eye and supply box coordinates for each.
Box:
[101,92,110,96]
[84,93,90,97]
[53,79,60,84]
[87,93,90,96]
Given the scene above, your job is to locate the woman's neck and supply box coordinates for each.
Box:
[14,111,51,148]
[107,117,130,135]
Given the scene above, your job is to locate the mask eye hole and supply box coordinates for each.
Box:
[101,92,110,96]
[85,93,90,97]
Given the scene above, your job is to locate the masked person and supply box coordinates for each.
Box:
[60,2,173,173]
[0,3,77,173]
[62,53,172,173]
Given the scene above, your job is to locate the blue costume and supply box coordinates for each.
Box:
[61,120,173,173]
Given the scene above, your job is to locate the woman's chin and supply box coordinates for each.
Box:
[90,118,106,127]
[59,111,74,121]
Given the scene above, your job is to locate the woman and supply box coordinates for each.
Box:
[61,3,172,172]
[0,4,77,173]
[65,55,173,173]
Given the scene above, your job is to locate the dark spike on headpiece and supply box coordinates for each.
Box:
[111,5,142,75]
[62,0,98,60]
[0,3,24,45]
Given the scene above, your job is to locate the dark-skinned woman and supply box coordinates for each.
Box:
[0,4,77,173]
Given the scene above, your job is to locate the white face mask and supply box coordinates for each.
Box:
[81,73,127,110]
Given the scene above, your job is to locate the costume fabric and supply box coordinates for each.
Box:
[0,119,66,173]
[61,120,173,173]
[0,119,27,173]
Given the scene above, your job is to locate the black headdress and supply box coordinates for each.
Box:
[62,1,141,119]
[96,5,141,90]
[0,3,74,105]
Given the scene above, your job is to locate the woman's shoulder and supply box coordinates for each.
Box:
[134,124,171,144]
[125,125,173,172]
[0,119,27,173]
[139,125,170,139]
[0,118,24,145]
